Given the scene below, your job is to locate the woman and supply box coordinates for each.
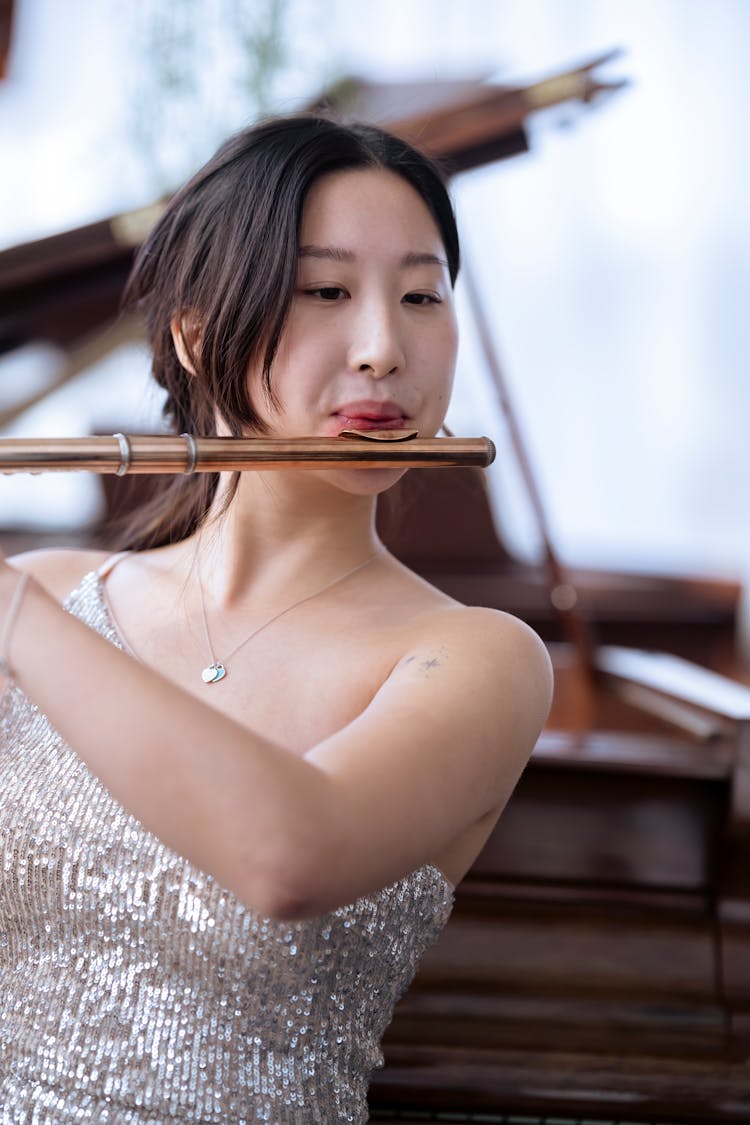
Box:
[0,116,552,1122]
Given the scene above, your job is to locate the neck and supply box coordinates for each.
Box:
[193,470,384,607]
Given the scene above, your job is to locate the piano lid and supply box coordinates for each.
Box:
[311,50,627,173]
[0,51,627,355]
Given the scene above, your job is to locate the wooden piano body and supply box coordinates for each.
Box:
[363,76,750,1120]
[369,470,750,1123]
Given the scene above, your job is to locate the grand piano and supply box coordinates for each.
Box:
[2,53,749,1124]
[1,52,741,671]
[362,66,750,1124]
[370,467,750,1123]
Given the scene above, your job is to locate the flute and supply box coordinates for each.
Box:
[0,430,495,475]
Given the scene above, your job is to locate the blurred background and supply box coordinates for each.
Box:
[1,0,749,652]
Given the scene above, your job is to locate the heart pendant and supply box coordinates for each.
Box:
[201,662,226,684]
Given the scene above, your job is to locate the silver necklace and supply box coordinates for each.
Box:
[197,551,380,684]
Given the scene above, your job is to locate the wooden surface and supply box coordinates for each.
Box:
[367,634,750,1122]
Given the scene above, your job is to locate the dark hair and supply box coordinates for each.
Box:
[118,113,460,549]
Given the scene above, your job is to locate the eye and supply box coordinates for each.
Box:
[403,292,441,306]
[305,286,348,301]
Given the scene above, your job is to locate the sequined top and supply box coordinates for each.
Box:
[0,569,454,1124]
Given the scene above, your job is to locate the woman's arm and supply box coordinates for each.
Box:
[0,556,552,918]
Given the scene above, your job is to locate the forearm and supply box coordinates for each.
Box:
[1,567,334,916]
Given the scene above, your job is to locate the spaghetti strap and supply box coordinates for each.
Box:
[95,552,130,580]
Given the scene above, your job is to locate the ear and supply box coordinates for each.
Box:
[170,311,202,376]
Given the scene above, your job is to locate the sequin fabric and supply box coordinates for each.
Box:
[0,569,454,1124]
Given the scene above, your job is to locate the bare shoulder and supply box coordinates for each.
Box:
[464,605,552,676]
[383,557,553,698]
[412,601,551,664]
[389,562,550,669]
[6,548,112,602]
[398,603,554,723]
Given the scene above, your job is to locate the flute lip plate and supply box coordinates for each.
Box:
[338,428,419,443]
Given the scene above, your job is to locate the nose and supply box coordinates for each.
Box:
[346,299,405,378]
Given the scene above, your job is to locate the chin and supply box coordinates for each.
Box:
[321,466,409,496]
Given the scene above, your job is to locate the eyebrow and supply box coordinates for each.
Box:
[298,245,449,269]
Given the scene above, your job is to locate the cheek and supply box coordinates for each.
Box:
[428,303,458,358]
[423,326,457,430]
[247,329,306,424]
[428,318,458,390]
[446,309,459,360]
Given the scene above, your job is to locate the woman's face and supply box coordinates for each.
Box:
[248,167,458,453]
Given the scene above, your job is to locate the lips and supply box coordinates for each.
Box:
[332,401,408,432]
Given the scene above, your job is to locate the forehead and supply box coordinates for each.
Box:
[299,167,445,253]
